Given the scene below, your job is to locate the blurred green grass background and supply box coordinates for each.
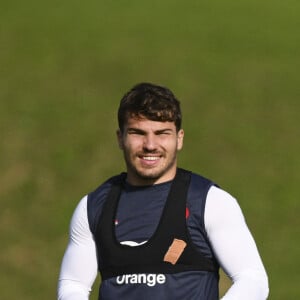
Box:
[1,0,299,299]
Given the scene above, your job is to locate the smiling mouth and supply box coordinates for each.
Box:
[142,156,160,161]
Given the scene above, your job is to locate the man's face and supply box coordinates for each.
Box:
[117,117,184,186]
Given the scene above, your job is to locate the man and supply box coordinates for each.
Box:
[58,82,269,299]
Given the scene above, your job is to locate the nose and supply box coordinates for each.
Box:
[143,134,157,151]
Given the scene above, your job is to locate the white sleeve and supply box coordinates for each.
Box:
[57,196,98,300]
[205,186,269,300]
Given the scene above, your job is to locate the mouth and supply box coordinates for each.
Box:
[142,156,160,161]
[138,154,162,166]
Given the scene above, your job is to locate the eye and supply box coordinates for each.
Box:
[157,130,172,135]
[127,129,145,135]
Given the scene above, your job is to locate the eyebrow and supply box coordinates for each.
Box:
[155,129,173,134]
[126,128,146,134]
[126,128,174,134]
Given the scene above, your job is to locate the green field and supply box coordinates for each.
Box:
[1,1,299,299]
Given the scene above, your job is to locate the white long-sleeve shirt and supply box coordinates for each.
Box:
[58,186,269,299]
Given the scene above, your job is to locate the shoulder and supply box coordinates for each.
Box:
[87,173,125,233]
[91,171,127,192]
[185,171,216,227]
[187,171,217,206]
[69,195,94,242]
[205,185,245,233]
[190,171,216,187]
[206,186,243,219]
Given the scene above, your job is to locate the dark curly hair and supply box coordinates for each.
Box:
[118,82,182,132]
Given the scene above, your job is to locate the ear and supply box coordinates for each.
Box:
[116,129,124,150]
[177,129,184,151]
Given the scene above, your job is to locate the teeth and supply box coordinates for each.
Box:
[143,156,159,161]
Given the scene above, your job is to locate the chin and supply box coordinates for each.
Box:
[135,165,172,182]
[137,170,161,180]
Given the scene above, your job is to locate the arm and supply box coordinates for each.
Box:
[58,196,98,300]
[205,186,269,300]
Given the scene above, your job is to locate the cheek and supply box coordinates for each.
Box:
[123,139,142,153]
[162,140,179,153]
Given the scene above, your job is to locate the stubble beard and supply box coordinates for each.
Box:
[124,150,178,184]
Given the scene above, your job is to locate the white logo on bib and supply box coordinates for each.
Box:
[116,274,166,287]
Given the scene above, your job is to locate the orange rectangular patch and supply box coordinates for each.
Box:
[163,239,187,265]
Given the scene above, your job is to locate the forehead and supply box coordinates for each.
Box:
[125,117,177,131]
